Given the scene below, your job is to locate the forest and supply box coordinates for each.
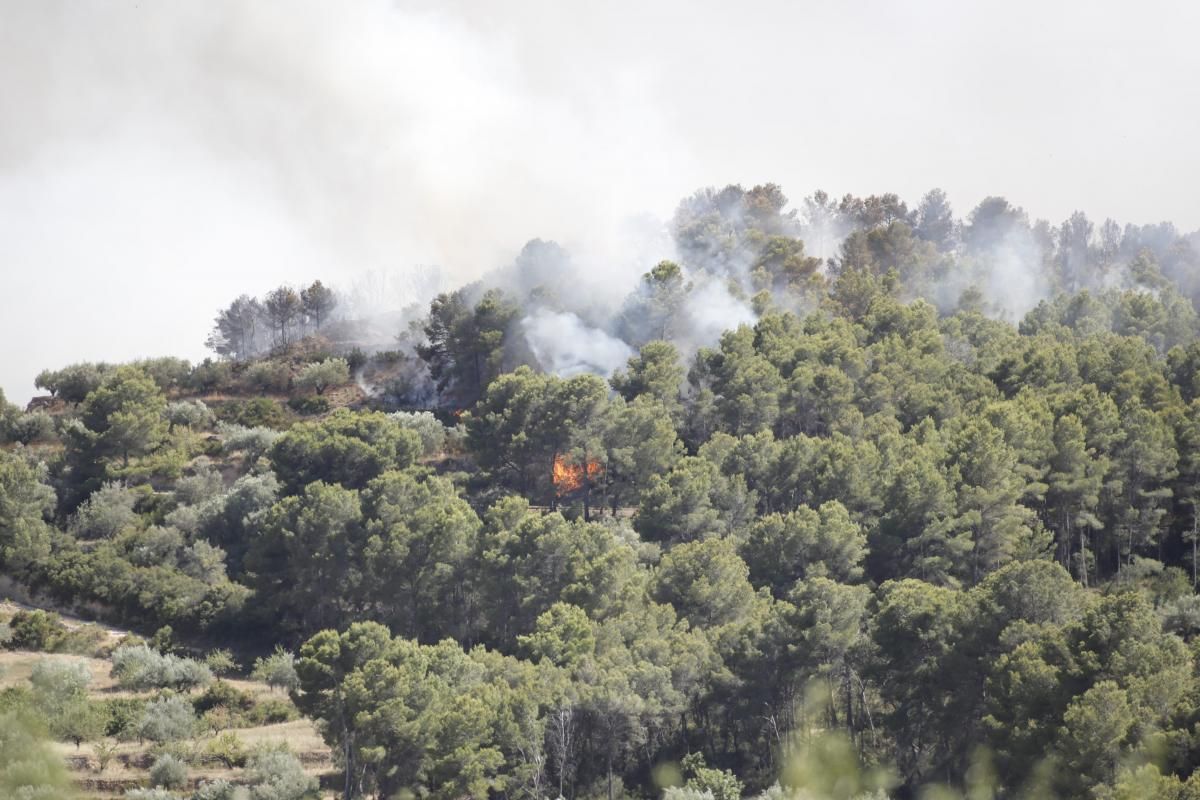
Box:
[6,183,1200,799]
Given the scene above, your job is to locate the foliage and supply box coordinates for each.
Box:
[111,645,212,691]
[137,695,197,744]
[149,754,188,789]
[250,648,299,693]
[294,358,349,396]
[267,410,420,494]
[0,710,75,799]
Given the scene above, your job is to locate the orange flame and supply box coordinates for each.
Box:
[553,454,604,495]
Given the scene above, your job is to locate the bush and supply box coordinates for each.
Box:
[150,753,189,789]
[286,396,329,415]
[35,362,110,403]
[124,789,181,800]
[250,648,298,693]
[166,400,214,431]
[389,411,447,456]
[134,358,193,392]
[173,460,224,505]
[98,697,146,739]
[681,753,743,800]
[111,645,212,691]
[30,658,92,700]
[204,731,248,769]
[189,359,235,393]
[246,698,296,726]
[137,695,196,744]
[192,779,247,800]
[7,610,68,652]
[219,424,281,463]
[214,398,290,430]
[203,649,238,677]
[295,358,349,396]
[70,482,139,540]
[193,681,254,716]
[10,411,56,444]
[245,749,317,800]
[241,362,292,394]
[344,347,367,373]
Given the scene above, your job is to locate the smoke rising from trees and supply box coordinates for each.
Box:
[6,1,1200,403]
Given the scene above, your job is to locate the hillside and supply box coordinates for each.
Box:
[5,183,1200,800]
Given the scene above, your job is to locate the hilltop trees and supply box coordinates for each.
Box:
[207,281,340,359]
[418,287,521,408]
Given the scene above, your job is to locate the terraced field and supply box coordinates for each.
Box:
[0,603,337,798]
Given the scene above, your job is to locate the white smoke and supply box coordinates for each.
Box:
[521,309,634,378]
[979,226,1052,320]
[679,277,758,350]
[0,0,693,403]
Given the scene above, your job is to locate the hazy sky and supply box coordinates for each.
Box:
[2,0,1199,404]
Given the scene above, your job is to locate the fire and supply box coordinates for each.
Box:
[553,453,604,495]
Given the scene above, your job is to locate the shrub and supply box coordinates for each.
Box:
[681,753,743,800]
[250,648,298,693]
[286,396,329,415]
[94,738,119,771]
[30,658,92,700]
[219,424,281,463]
[389,411,447,456]
[203,650,238,677]
[245,749,317,800]
[111,645,212,691]
[98,697,146,740]
[11,411,56,444]
[241,361,292,394]
[246,698,296,726]
[295,358,349,396]
[204,731,248,769]
[192,779,247,800]
[166,400,215,432]
[188,359,234,393]
[193,681,254,716]
[34,362,110,403]
[150,753,189,789]
[345,347,367,373]
[70,482,140,540]
[174,460,224,505]
[134,357,193,392]
[214,398,290,430]
[7,610,68,651]
[124,789,182,800]
[137,696,196,744]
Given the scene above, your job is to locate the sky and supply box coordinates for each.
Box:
[2,0,1199,404]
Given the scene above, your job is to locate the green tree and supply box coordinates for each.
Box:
[77,366,168,468]
[359,469,480,640]
[295,358,350,395]
[300,279,337,331]
[653,538,757,629]
[247,481,365,634]
[268,409,420,494]
[610,340,686,419]
[740,501,866,596]
[418,287,520,408]
[0,450,54,571]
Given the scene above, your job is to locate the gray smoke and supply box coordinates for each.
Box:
[520,308,634,378]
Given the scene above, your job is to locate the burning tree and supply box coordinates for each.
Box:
[552,453,604,497]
